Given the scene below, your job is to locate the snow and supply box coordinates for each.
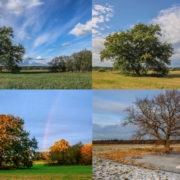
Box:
[93,157,180,180]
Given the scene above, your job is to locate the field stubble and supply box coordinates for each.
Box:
[92,70,180,89]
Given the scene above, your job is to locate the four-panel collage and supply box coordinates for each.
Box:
[0,0,180,180]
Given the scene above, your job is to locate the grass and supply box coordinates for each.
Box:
[92,70,180,89]
[0,162,92,180]
[0,71,91,89]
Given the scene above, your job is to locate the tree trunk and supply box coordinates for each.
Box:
[164,141,171,153]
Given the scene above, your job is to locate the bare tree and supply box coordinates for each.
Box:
[122,90,180,153]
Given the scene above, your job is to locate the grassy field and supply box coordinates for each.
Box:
[92,70,180,89]
[0,162,92,180]
[0,71,91,89]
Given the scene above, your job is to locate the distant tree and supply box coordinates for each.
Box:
[122,90,180,153]
[0,114,38,169]
[80,143,92,165]
[48,57,66,72]
[72,49,92,72]
[100,23,173,76]
[64,56,74,72]
[0,26,25,73]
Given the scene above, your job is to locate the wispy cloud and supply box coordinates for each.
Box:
[0,0,44,15]
[62,42,72,47]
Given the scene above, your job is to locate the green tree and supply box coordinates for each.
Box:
[48,56,66,72]
[0,114,38,169]
[100,23,173,76]
[122,90,180,153]
[72,49,92,72]
[0,26,25,73]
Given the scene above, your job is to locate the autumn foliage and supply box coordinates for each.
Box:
[0,114,38,169]
[48,139,92,165]
[80,143,92,165]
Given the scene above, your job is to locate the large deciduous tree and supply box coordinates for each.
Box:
[0,26,25,73]
[0,114,38,169]
[100,23,173,76]
[122,90,180,153]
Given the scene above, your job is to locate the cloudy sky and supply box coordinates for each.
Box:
[93,0,180,67]
[0,90,92,151]
[0,0,91,66]
[93,90,166,140]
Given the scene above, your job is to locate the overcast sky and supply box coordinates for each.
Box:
[92,0,180,67]
[0,90,92,151]
[0,0,91,66]
[93,90,166,140]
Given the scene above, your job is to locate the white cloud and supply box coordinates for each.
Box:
[92,4,114,30]
[151,5,180,45]
[23,55,33,60]
[36,56,44,60]
[27,36,32,40]
[0,0,44,15]
[69,20,91,37]
[151,5,180,66]
[62,42,72,47]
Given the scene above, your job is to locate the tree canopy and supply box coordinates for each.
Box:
[100,23,173,76]
[48,49,92,72]
[122,90,180,153]
[0,26,25,73]
[0,114,38,169]
[48,139,92,165]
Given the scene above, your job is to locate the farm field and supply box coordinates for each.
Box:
[92,70,180,89]
[0,162,92,180]
[93,144,180,179]
[0,71,92,89]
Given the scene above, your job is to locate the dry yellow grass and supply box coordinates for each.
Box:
[92,70,180,89]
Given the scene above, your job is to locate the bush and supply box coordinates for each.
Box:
[98,68,106,72]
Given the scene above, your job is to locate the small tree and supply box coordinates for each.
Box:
[0,114,38,169]
[48,57,66,72]
[100,23,173,76]
[80,143,92,165]
[122,90,180,153]
[0,26,25,73]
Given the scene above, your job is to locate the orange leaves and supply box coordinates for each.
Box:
[49,139,69,152]
[80,143,92,165]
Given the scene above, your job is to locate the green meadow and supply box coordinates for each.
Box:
[92,70,180,89]
[0,71,91,89]
[0,162,92,180]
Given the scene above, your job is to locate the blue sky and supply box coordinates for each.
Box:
[0,90,92,151]
[92,0,180,67]
[0,0,91,66]
[93,90,166,140]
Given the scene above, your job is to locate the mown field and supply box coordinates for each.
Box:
[0,162,92,180]
[0,71,92,89]
[92,70,180,89]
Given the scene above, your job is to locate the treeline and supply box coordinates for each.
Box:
[93,139,180,145]
[48,49,92,72]
[33,139,92,165]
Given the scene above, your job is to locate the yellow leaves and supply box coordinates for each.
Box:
[49,139,69,152]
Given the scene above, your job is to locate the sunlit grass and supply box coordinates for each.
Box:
[92,70,180,89]
[0,162,92,180]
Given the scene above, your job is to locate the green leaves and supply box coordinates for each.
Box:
[0,26,25,73]
[100,23,173,76]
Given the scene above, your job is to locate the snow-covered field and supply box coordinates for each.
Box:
[93,157,180,180]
